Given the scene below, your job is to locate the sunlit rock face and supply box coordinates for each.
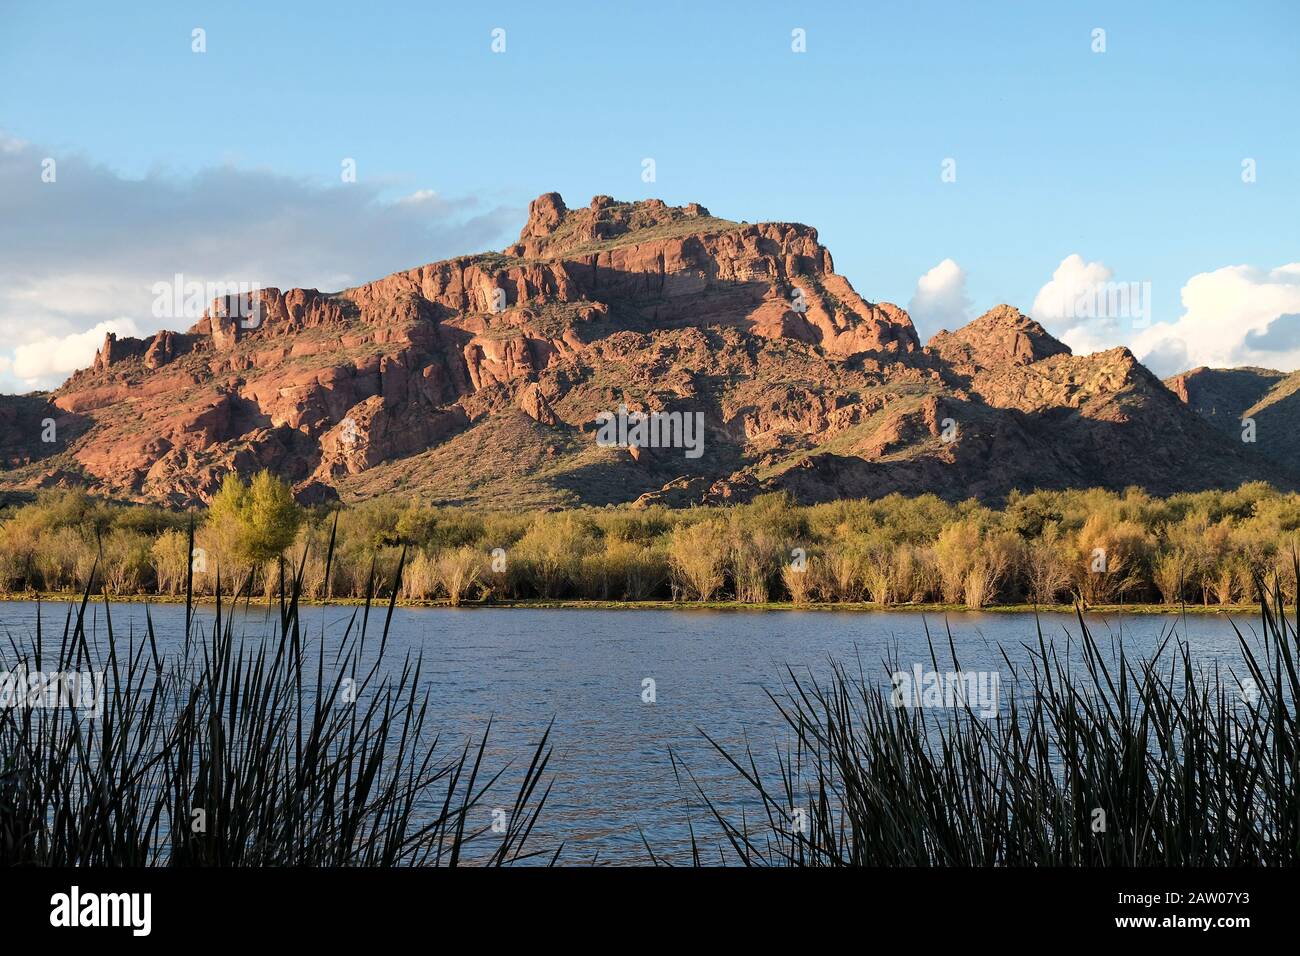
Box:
[0,194,1289,508]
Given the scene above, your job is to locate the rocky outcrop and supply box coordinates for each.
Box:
[516,382,559,425]
[929,305,1070,371]
[1164,366,1288,425]
[1,193,1293,507]
[93,332,150,372]
[1166,366,1300,476]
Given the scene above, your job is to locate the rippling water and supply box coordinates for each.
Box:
[0,600,1260,864]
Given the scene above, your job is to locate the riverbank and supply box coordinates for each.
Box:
[0,591,1261,615]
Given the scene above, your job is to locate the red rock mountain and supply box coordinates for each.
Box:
[1163,366,1300,476]
[1,193,1291,507]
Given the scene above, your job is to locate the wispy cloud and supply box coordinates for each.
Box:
[0,133,520,392]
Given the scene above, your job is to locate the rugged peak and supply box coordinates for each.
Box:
[974,303,1035,328]
[521,191,568,239]
[929,304,1071,369]
[961,304,1065,347]
[92,331,150,373]
[11,194,1285,510]
[506,193,723,259]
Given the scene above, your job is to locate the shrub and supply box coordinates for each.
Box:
[608,539,668,601]
[514,513,596,598]
[669,519,728,601]
[1024,522,1072,605]
[934,520,981,603]
[207,470,302,566]
[5,481,1300,609]
[151,528,191,596]
[824,544,867,603]
[101,530,154,594]
[400,549,438,601]
[890,544,929,603]
[730,525,779,603]
[1074,515,1147,604]
[781,555,814,605]
[436,546,483,606]
[34,526,84,591]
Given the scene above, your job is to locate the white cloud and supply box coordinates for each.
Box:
[397,189,440,206]
[1032,254,1114,323]
[1031,254,1131,355]
[0,133,520,392]
[10,319,141,386]
[1031,254,1300,377]
[907,258,971,341]
[1130,264,1300,376]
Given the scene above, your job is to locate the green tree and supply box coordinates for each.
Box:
[206,470,301,565]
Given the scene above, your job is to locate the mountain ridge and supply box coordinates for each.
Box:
[1,192,1292,508]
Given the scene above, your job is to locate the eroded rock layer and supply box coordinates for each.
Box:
[0,194,1288,507]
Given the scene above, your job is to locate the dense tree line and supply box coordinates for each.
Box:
[2,478,1299,607]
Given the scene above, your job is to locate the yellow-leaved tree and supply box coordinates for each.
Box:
[203,471,302,587]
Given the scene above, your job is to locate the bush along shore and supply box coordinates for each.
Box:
[5,477,1300,610]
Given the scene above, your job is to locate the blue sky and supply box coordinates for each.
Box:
[1,0,1297,390]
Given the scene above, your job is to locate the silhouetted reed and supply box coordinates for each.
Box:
[680,570,1299,866]
[0,518,556,866]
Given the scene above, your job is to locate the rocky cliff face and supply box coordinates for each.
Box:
[1163,365,1300,476]
[0,193,1291,507]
